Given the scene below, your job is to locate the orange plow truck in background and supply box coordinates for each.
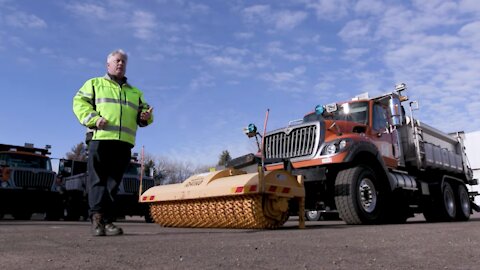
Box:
[262,83,478,224]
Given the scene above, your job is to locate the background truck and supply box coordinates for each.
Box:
[60,156,156,222]
[0,143,63,220]
[262,83,478,224]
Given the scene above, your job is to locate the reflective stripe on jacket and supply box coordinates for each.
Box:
[72,75,153,146]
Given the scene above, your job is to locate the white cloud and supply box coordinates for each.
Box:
[190,42,219,57]
[131,10,157,40]
[243,4,270,22]
[459,21,480,50]
[186,2,210,15]
[371,3,461,42]
[66,3,107,19]
[224,47,249,56]
[459,0,480,14]
[242,5,307,31]
[189,73,215,90]
[206,55,243,69]
[5,11,47,28]
[273,10,308,30]
[234,32,254,40]
[305,0,351,21]
[344,48,368,59]
[314,81,334,92]
[338,20,370,42]
[266,41,317,62]
[262,66,306,86]
[354,0,385,15]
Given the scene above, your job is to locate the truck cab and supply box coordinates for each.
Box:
[0,143,62,220]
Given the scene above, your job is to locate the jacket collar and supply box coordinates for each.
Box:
[104,73,129,86]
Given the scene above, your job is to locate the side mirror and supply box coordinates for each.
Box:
[388,97,403,127]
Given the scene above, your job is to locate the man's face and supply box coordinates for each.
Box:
[107,54,127,78]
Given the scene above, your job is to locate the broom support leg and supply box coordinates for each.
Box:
[297,175,305,229]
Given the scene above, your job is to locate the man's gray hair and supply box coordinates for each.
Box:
[107,49,128,63]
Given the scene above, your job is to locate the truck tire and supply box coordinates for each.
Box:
[64,191,86,221]
[455,184,471,221]
[145,213,154,223]
[441,181,456,220]
[144,207,154,223]
[423,181,456,222]
[64,206,81,221]
[334,165,385,224]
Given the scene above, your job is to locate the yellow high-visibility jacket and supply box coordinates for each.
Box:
[73,75,153,146]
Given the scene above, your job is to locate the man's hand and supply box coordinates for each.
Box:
[140,107,153,121]
[96,117,108,129]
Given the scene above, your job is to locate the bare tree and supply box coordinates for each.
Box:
[142,153,156,176]
[65,142,88,161]
[155,156,213,185]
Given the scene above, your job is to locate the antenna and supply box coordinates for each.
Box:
[261,109,270,170]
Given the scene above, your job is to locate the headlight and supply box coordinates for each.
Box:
[339,139,347,149]
[322,139,350,155]
[325,144,337,155]
[1,181,9,188]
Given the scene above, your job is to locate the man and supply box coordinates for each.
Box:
[73,49,153,236]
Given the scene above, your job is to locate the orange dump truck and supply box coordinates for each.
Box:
[263,83,478,224]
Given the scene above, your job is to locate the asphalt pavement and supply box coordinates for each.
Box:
[1,213,480,270]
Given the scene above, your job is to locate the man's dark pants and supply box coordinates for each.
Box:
[87,140,132,222]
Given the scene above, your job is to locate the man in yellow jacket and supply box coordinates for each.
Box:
[73,49,153,236]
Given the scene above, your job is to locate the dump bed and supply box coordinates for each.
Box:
[399,117,469,177]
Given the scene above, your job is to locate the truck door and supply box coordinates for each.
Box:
[371,103,397,168]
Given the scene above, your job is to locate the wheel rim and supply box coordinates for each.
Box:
[358,178,377,213]
[306,211,319,220]
[443,184,455,218]
[459,186,471,217]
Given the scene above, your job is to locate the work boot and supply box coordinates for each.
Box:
[91,213,106,236]
[105,223,123,236]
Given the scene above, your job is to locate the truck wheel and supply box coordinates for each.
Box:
[423,181,456,222]
[334,165,385,224]
[64,208,81,221]
[305,210,322,221]
[144,213,154,223]
[144,207,154,223]
[455,184,471,221]
[442,182,456,220]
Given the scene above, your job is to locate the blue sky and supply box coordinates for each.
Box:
[1,0,479,168]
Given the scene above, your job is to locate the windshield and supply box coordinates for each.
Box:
[0,153,52,170]
[125,163,140,175]
[304,101,369,125]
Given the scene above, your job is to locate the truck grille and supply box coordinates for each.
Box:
[122,177,155,193]
[13,170,55,189]
[264,124,319,159]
